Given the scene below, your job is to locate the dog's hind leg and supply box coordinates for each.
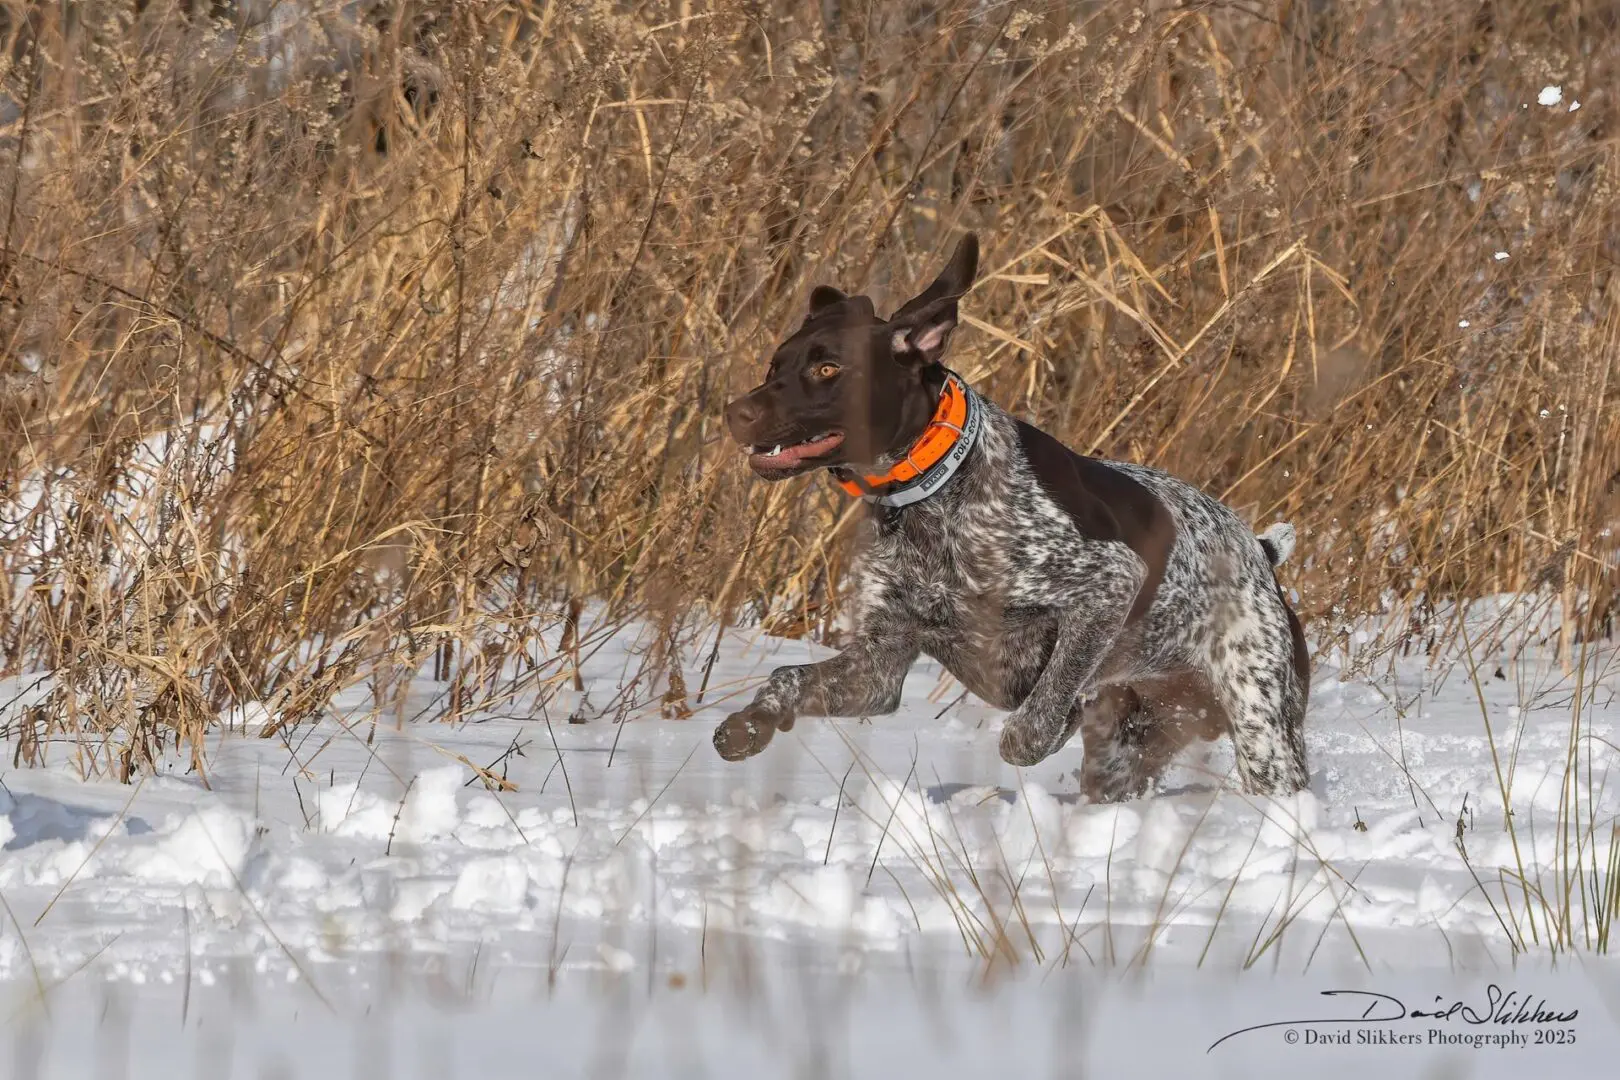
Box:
[1204,591,1309,796]
[1076,685,1150,803]
[1077,674,1228,802]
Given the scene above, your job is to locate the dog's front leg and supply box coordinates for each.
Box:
[713,628,918,762]
[998,561,1143,768]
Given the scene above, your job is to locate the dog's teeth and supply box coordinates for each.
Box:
[771,445,782,456]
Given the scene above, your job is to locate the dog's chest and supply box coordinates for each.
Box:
[860,501,1065,709]
[869,502,1033,621]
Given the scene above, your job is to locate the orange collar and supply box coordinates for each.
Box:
[833,373,982,507]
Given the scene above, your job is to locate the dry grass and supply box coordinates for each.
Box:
[0,0,1616,772]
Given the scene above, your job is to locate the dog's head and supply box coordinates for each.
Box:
[724,233,979,480]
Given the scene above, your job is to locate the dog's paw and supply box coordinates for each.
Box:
[713,705,793,762]
[998,715,1054,768]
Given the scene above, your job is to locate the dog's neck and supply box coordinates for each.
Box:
[830,371,984,508]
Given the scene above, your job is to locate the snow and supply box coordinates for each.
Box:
[1538,85,1563,107]
[2,609,1619,1074]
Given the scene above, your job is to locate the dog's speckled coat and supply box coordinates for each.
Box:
[717,235,1309,800]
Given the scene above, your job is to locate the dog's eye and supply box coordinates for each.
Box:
[814,362,841,379]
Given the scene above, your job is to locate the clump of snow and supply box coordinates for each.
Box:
[1493,251,1509,261]
[1537,85,1562,107]
[316,782,394,839]
[1133,799,1193,876]
[392,766,465,844]
[317,765,463,843]
[596,942,636,973]
[1066,802,1141,858]
[764,865,901,938]
[1256,790,1321,848]
[129,802,256,890]
[450,856,530,912]
[998,781,1063,868]
[390,879,454,922]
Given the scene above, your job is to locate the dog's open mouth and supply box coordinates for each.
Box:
[747,431,845,472]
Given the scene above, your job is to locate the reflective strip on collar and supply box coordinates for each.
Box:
[862,380,984,508]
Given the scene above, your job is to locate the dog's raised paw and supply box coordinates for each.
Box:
[998,716,1052,768]
[712,707,787,761]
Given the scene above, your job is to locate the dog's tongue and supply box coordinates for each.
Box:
[750,432,844,467]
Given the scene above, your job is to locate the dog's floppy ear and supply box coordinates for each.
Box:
[888,233,978,366]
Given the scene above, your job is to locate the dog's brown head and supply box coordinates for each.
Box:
[724,234,979,480]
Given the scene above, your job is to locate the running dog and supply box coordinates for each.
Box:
[718,234,1309,800]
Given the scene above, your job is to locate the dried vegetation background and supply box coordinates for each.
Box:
[0,0,1616,775]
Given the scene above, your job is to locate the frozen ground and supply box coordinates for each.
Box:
[2,602,1620,1077]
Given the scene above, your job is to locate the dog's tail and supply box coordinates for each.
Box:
[1257,522,1296,568]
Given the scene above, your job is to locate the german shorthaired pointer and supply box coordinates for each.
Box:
[718,234,1310,800]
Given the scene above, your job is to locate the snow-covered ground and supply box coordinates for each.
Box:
[3,605,1620,1076]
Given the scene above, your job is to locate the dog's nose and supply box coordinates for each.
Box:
[725,395,763,438]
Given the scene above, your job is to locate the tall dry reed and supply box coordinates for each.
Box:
[0,0,1615,774]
